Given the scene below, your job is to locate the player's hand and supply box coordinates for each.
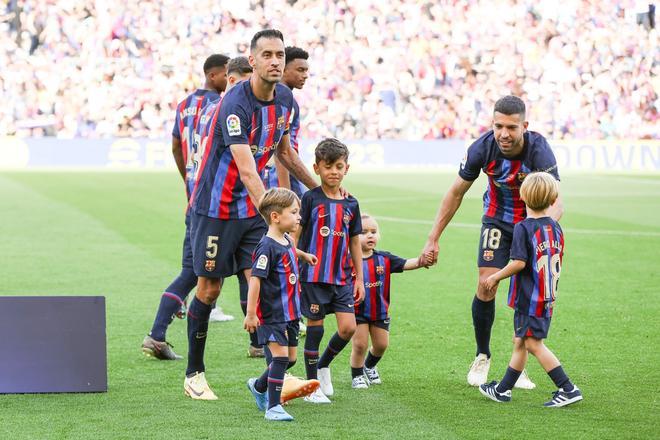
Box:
[353,281,365,304]
[243,314,259,333]
[420,240,439,266]
[418,252,434,269]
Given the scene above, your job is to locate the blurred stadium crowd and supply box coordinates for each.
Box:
[1,0,657,140]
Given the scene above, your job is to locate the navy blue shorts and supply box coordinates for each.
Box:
[514,311,551,339]
[355,315,390,331]
[190,212,267,278]
[257,320,300,347]
[301,282,355,320]
[478,218,514,268]
[181,212,193,269]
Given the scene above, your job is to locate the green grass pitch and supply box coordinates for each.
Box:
[1,171,658,439]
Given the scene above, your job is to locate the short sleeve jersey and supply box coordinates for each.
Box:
[507,217,564,318]
[459,131,559,224]
[191,81,293,219]
[298,187,362,285]
[171,89,220,200]
[251,235,301,324]
[355,250,406,321]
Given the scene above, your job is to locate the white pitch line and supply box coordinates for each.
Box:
[375,216,660,238]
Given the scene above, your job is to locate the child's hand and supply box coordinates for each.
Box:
[481,276,499,292]
[419,252,435,268]
[243,314,259,333]
[299,251,318,266]
[353,281,365,305]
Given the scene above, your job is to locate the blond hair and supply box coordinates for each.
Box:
[258,188,300,224]
[520,172,559,211]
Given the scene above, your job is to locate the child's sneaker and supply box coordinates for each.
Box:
[467,353,490,386]
[364,366,381,384]
[352,375,369,389]
[247,377,268,411]
[264,404,293,421]
[303,388,331,404]
[209,306,234,322]
[513,368,536,389]
[317,367,334,396]
[479,381,512,403]
[543,387,583,408]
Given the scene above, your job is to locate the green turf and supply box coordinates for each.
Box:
[1,171,658,439]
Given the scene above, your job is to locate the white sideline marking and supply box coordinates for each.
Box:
[376,216,660,238]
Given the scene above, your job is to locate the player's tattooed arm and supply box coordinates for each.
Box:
[172,137,186,181]
[231,144,267,208]
[276,134,318,190]
[422,176,474,265]
[482,259,526,292]
[243,276,262,333]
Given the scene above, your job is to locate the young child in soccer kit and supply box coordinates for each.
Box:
[349,214,428,389]
[294,138,366,403]
[478,172,583,407]
[244,188,321,421]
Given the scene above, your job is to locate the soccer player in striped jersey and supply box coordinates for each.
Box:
[183,30,318,400]
[262,46,309,197]
[478,172,582,407]
[349,214,427,389]
[244,188,320,421]
[141,54,229,361]
[293,139,365,403]
[421,96,563,388]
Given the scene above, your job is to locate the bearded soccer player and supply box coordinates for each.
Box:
[183,29,318,400]
[141,54,229,361]
[421,96,563,389]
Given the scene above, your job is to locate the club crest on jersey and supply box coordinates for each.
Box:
[205,260,216,271]
[256,255,268,270]
[226,114,241,136]
[517,172,528,182]
[310,304,320,314]
[320,226,330,237]
[343,213,351,225]
[376,265,385,275]
[483,250,494,262]
[277,115,285,130]
[288,273,297,285]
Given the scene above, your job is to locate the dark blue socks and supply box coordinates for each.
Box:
[149,268,197,341]
[317,332,350,369]
[472,296,495,358]
[186,297,212,376]
[304,325,324,379]
[548,365,574,392]
[497,366,522,393]
[267,357,288,409]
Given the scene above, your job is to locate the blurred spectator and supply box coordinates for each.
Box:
[1,0,657,140]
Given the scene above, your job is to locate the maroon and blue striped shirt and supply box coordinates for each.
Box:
[172,89,220,200]
[355,251,406,321]
[191,81,293,219]
[459,131,559,225]
[251,235,301,324]
[298,187,362,285]
[507,217,564,318]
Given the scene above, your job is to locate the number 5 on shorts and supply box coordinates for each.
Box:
[206,236,219,258]
[481,228,501,249]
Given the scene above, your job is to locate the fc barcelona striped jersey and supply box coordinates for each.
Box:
[298,187,362,285]
[251,235,301,324]
[459,131,559,225]
[507,217,564,318]
[355,251,406,321]
[191,81,293,219]
[172,89,220,200]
